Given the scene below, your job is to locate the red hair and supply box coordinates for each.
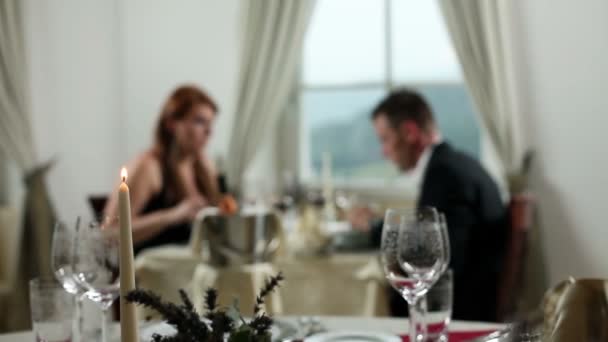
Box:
[153,85,220,204]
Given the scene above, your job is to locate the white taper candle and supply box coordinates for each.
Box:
[118,167,139,342]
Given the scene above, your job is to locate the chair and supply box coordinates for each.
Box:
[542,278,608,341]
[0,206,20,330]
[87,195,108,222]
[497,193,535,321]
[0,206,20,293]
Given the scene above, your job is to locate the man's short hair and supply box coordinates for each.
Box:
[371,88,435,130]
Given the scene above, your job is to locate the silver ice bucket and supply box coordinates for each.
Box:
[189,207,283,266]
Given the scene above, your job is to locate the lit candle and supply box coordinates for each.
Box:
[118,167,138,342]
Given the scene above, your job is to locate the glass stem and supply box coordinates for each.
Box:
[75,295,84,342]
[408,296,428,342]
[101,307,107,342]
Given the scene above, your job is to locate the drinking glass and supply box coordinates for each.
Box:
[380,208,432,342]
[416,212,452,341]
[397,207,448,341]
[72,220,120,342]
[425,269,453,342]
[438,213,450,273]
[30,278,74,342]
[51,221,89,342]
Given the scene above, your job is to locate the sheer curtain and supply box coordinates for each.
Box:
[226,0,316,193]
[439,0,546,315]
[439,0,525,180]
[0,0,56,331]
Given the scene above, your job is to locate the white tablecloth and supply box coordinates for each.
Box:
[134,246,389,318]
[0,316,505,341]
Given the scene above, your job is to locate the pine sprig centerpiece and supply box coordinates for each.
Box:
[126,272,284,342]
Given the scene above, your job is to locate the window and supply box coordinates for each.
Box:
[301,0,480,182]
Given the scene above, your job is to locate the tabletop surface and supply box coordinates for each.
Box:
[0,316,505,341]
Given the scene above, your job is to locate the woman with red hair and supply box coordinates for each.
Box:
[104,85,220,253]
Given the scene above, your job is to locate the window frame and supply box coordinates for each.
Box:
[296,0,468,193]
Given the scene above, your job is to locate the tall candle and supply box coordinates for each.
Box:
[118,167,138,342]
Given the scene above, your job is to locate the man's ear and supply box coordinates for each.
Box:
[399,120,420,143]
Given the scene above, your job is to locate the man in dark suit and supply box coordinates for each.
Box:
[352,88,507,322]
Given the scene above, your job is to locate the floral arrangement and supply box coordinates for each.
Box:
[126,272,284,342]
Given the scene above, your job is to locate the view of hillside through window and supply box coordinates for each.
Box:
[301,0,480,181]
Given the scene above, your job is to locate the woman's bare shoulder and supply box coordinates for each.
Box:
[129,150,162,189]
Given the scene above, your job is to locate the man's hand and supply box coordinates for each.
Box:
[347,206,376,232]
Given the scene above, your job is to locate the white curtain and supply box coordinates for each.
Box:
[0,0,55,331]
[0,1,35,167]
[439,0,524,179]
[227,0,316,192]
[439,0,547,316]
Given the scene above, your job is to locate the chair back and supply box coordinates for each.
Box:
[87,194,108,222]
[0,206,20,294]
[497,193,535,320]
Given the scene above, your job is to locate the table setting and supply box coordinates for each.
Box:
[134,188,390,319]
[6,166,608,342]
[18,187,505,342]
[0,316,506,342]
[35,168,139,342]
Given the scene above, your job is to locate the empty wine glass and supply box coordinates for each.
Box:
[72,219,120,342]
[51,220,89,342]
[397,207,448,342]
[438,213,450,273]
[381,208,430,342]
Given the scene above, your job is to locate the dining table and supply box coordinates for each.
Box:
[0,315,505,341]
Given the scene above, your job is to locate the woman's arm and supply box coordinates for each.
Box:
[200,154,221,205]
[104,153,200,244]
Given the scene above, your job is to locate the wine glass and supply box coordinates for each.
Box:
[380,207,447,342]
[380,208,433,342]
[51,220,89,342]
[72,219,120,342]
[397,207,448,342]
[417,211,452,338]
[438,213,450,273]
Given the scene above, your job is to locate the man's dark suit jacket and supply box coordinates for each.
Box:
[371,142,508,322]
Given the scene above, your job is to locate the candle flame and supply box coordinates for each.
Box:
[121,167,128,182]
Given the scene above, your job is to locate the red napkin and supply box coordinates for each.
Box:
[400,330,497,342]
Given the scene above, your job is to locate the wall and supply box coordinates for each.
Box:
[514,0,608,285]
[22,0,608,287]
[25,0,124,221]
[122,0,241,159]
[23,0,241,221]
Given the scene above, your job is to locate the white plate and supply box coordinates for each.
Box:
[305,331,401,342]
[140,319,297,342]
[140,322,175,341]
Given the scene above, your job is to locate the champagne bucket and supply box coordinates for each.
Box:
[190,207,282,266]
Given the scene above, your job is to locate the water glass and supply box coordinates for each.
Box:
[425,269,453,342]
[30,279,74,342]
